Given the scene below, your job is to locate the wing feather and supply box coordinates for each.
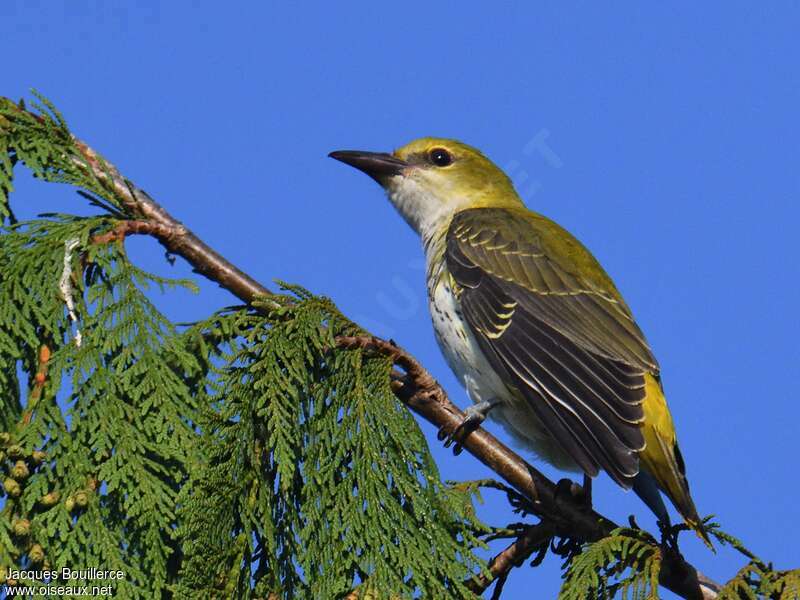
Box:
[446,208,656,485]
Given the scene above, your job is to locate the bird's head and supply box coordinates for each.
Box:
[330,137,522,239]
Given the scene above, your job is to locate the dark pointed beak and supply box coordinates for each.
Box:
[328,150,408,182]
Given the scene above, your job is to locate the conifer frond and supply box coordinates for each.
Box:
[0,92,132,217]
[1,213,206,596]
[0,110,488,593]
[702,519,800,600]
[174,296,488,599]
[0,119,13,224]
[717,563,800,600]
[775,570,800,600]
[558,527,661,600]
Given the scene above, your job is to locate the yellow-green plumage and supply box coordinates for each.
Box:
[329,137,704,536]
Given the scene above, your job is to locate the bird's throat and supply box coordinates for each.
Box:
[385,177,454,241]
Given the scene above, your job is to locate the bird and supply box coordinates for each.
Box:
[329,137,705,538]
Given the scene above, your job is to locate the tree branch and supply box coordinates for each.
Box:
[466,522,555,595]
[43,121,718,599]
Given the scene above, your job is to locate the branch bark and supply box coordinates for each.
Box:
[42,121,719,599]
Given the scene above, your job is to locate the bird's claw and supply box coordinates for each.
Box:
[438,419,476,455]
[438,402,494,455]
[658,520,685,551]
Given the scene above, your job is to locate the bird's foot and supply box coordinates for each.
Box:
[658,519,686,552]
[437,400,498,455]
[555,476,593,512]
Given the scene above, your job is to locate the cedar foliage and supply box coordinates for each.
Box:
[0,93,797,599]
[558,527,662,600]
[0,93,486,598]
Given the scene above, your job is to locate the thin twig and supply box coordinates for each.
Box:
[466,522,555,594]
[71,137,275,304]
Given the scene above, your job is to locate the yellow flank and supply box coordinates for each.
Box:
[639,373,708,542]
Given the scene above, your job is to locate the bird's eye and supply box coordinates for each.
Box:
[429,148,453,167]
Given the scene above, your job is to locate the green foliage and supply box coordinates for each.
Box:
[1,93,487,599]
[706,522,800,600]
[174,293,488,599]
[0,112,13,224]
[558,527,661,600]
[1,214,203,596]
[0,91,133,225]
[0,216,107,430]
[716,564,800,600]
[556,520,800,600]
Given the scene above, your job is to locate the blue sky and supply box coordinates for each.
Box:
[3,2,799,598]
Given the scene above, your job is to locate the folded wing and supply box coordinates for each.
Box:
[446,208,659,486]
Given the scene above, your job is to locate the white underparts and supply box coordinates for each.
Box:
[427,278,580,472]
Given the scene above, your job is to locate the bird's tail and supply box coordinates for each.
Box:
[638,373,711,547]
